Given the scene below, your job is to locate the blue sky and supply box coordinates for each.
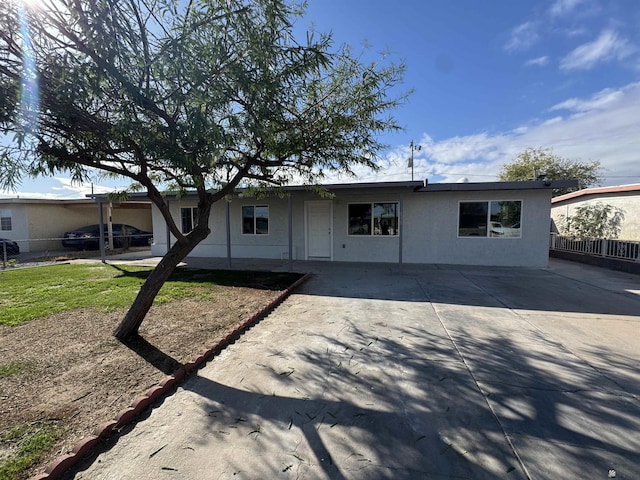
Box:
[3,0,639,198]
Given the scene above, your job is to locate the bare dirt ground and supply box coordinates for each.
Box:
[0,282,295,479]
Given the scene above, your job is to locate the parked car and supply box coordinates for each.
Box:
[0,238,20,257]
[62,224,153,250]
[490,222,521,237]
[127,226,154,246]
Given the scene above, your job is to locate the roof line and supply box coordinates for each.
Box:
[413,179,578,193]
[552,183,640,203]
[87,179,579,200]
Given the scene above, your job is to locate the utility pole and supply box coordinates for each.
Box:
[408,140,421,181]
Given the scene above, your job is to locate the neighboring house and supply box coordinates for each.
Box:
[551,184,640,241]
[144,180,575,267]
[0,198,152,253]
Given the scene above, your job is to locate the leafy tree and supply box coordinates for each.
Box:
[558,203,624,239]
[498,147,602,196]
[0,0,406,340]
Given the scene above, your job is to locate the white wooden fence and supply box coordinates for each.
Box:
[550,234,640,263]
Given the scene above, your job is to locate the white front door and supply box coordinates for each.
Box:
[306,201,332,259]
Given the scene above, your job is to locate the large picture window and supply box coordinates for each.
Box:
[458,201,521,238]
[181,207,198,233]
[349,202,398,236]
[242,206,269,235]
[0,210,12,231]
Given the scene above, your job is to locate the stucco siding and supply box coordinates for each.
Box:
[0,204,28,252]
[402,190,551,267]
[150,185,553,267]
[26,203,98,251]
[329,190,402,263]
[152,197,296,259]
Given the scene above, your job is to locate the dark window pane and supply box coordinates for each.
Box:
[459,202,488,237]
[373,203,398,236]
[490,201,522,237]
[349,204,372,235]
[242,206,254,234]
[181,207,193,233]
[255,206,269,235]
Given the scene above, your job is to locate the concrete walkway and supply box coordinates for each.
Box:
[66,259,640,479]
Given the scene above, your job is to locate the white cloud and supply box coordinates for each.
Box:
[541,116,564,126]
[560,30,634,70]
[0,190,65,200]
[296,84,640,186]
[332,82,640,186]
[50,177,115,197]
[550,86,624,112]
[563,27,588,38]
[525,56,549,67]
[1,177,116,200]
[505,22,539,52]
[549,0,586,18]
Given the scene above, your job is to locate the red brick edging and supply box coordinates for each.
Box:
[29,272,312,480]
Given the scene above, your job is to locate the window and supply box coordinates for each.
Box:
[0,210,11,231]
[242,206,269,235]
[458,201,522,238]
[181,207,198,233]
[348,202,398,236]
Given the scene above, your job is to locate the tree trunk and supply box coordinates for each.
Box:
[113,225,209,341]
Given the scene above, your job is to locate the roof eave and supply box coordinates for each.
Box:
[413,179,579,193]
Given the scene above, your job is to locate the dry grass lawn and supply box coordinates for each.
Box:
[0,264,302,479]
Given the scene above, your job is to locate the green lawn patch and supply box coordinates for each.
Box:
[0,362,31,379]
[0,263,302,327]
[0,422,59,480]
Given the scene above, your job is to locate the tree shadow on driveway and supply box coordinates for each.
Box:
[172,316,639,479]
[66,263,640,479]
[177,324,525,479]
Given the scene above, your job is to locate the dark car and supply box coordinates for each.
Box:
[0,238,20,257]
[62,224,153,250]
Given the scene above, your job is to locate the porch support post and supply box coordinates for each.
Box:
[226,198,232,269]
[398,192,404,268]
[165,199,171,254]
[288,194,293,271]
[107,202,114,250]
[98,199,106,264]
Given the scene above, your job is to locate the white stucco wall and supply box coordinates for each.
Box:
[151,186,553,267]
[0,203,28,252]
[330,190,402,263]
[551,193,640,241]
[151,197,296,258]
[403,189,552,266]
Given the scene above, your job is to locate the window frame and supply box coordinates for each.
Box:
[0,209,12,231]
[180,206,199,234]
[241,205,269,235]
[347,202,399,237]
[457,200,522,239]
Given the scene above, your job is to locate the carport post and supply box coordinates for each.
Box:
[398,193,404,268]
[98,199,106,264]
[165,199,171,254]
[288,194,293,271]
[225,198,232,269]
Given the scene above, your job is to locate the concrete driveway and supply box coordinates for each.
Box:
[67,259,640,479]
